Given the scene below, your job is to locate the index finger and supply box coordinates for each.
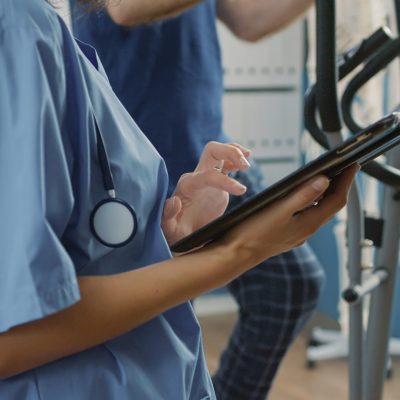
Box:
[196,141,251,172]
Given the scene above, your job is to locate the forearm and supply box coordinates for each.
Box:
[0,242,248,379]
[217,0,314,42]
[0,160,355,378]
[106,0,202,26]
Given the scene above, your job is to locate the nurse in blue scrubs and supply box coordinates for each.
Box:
[0,0,357,399]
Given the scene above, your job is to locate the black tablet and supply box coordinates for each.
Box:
[170,112,400,253]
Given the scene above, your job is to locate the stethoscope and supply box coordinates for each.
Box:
[90,119,138,248]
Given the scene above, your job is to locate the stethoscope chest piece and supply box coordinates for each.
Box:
[90,114,138,248]
[90,198,137,248]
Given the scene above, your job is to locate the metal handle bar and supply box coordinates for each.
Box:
[316,0,341,132]
[340,37,400,186]
[305,27,393,148]
[339,27,394,83]
[305,27,400,186]
[342,37,400,133]
[395,0,400,34]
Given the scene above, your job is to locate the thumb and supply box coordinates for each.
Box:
[282,175,330,215]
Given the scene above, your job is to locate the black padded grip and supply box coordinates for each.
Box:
[316,0,342,132]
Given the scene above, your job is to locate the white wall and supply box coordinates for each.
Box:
[218,20,306,185]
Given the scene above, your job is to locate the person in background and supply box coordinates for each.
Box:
[69,1,323,399]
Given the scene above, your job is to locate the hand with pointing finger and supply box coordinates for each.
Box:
[162,141,251,245]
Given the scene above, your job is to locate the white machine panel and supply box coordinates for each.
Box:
[223,91,302,161]
[259,162,300,185]
[219,19,305,185]
[218,21,304,89]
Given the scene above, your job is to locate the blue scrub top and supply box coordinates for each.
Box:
[69,0,227,195]
[0,1,215,399]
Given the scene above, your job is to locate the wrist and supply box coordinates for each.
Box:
[215,228,281,274]
[204,237,262,281]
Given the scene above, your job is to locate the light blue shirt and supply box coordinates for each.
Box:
[0,0,215,398]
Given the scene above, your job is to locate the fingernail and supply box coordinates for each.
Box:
[234,181,247,192]
[312,177,329,191]
[170,196,177,209]
[164,199,172,217]
[167,196,178,214]
[240,156,251,167]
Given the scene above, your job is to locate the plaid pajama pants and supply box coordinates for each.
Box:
[212,162,325,400]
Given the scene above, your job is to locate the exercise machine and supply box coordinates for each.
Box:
[304,1,400,399]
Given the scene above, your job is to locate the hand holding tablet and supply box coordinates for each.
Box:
[171,113,400,253]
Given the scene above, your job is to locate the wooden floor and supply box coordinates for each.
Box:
[198,312,400,400]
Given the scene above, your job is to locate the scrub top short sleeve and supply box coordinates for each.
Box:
[0,2,216,399]
[0,21,80,333]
